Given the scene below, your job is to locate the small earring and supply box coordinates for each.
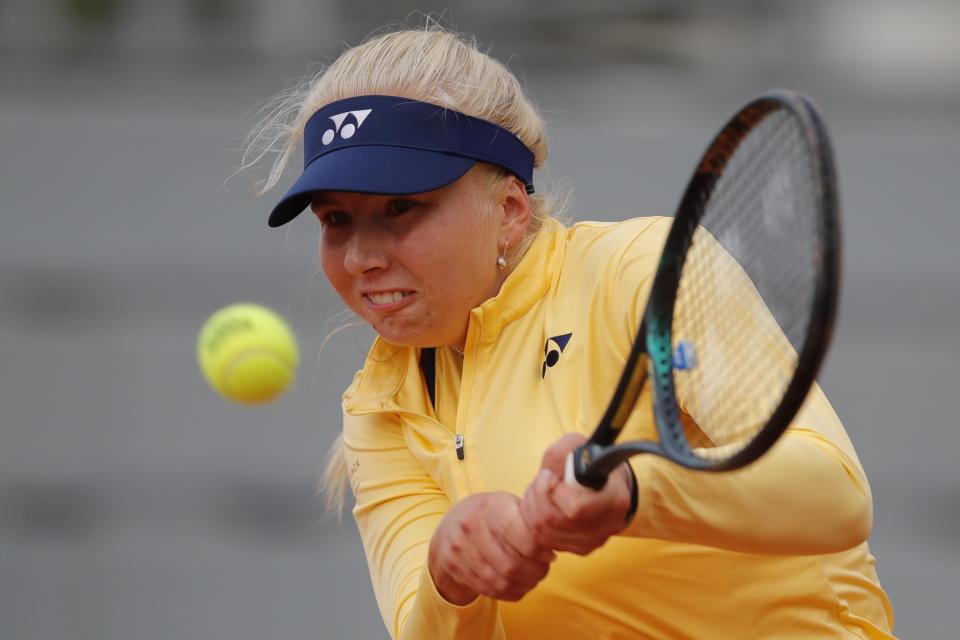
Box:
[496,242,508,270]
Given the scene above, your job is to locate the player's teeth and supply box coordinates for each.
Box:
[369,292,403,305]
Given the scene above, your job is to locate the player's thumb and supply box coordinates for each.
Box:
[540,433,588,475]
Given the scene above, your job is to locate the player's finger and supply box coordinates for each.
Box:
[523,472,600,552]
[540,433,588,477]
[519,469,558,531]
[501,493,557,564]
[518,471,607,553]
[551,468,630,524]
[437,550,492,597]
[476,513,553,598]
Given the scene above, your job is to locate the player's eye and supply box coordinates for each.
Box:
[387,199,417,215]
[318,210,351,227]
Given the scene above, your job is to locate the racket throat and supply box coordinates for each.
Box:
[574,441,665,488]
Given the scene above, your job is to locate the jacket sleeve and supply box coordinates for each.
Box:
[613,223,872,554]
[623,387,874,554]
[343,409,507,640]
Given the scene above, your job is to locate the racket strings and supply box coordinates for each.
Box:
[713,117,819,347]
[674,251,792,451]
[671,109,822,456]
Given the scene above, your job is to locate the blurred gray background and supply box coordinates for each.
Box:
[2,1,958,638]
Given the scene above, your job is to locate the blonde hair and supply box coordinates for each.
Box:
[243,25,564,515]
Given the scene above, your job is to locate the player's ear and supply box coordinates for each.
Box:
[498,174,532,248]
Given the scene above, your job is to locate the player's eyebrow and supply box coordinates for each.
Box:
[310,194,342,211]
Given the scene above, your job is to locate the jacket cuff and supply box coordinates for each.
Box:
[622,461,639,524]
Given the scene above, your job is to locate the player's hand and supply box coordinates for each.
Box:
[519,433,634,556]
[428,491,556,605]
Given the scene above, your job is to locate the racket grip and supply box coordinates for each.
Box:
[563,452,578,486]
[564,446,608,491]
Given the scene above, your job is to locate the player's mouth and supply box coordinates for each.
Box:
[362,290,415,310]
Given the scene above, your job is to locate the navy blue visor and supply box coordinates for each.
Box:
[268,95,535,227]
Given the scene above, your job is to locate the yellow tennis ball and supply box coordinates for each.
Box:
[197,303,299,405]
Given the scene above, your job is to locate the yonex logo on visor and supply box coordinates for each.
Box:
[321,109,373,145]
[267,95,536,227]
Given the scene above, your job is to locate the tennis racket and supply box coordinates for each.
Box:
[566,89,841,490]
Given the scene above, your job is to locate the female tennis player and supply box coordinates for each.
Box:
[246,26,897,640]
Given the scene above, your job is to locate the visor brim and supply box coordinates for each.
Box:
[268,146,476,227]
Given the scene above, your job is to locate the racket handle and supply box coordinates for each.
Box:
[563,452,578,486]
[564,446,608,491]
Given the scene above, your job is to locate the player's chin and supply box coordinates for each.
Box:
[369,319,435,348]
[369,312,457,348]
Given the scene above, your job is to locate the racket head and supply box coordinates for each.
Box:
[574,90,841,483]
[647,90,841,470]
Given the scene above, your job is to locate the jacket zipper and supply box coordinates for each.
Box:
[455,433,474,496]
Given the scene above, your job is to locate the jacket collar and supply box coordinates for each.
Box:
[343,218,566,413]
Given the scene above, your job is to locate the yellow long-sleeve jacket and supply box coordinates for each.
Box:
[341,217,896,639]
